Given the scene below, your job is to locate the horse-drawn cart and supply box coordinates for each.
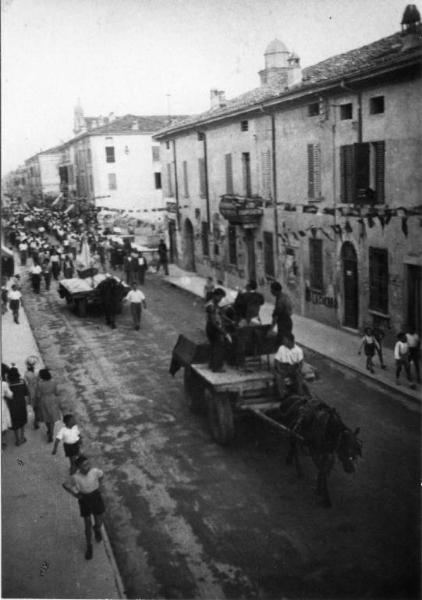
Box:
[170,328,362,506]
[171,326,307,445]
[58,272,129,316]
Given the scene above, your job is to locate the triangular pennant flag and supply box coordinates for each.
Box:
[377,215,385,230]
[319,228,335,241]
[344,221,353,233]
[310,226,318,238]
[298,230,307,237]
[367,215,375,228]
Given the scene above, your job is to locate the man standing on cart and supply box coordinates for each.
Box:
[205,288,232,373]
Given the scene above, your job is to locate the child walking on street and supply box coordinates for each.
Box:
[52,414,82,474]
[358,327,380,374]
[394,332,414,387]
[62,455,105,560]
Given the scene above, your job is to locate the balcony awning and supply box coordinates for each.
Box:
[219,194,264,226]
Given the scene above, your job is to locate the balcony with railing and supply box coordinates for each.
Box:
[219,194,264,226]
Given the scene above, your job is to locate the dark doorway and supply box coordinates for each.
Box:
[184,218,195,272]
[245,229,256,282]
[407,265,422,334]
[168,220,177,264]
[342,242,358,328]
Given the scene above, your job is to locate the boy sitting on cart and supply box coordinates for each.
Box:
[273,333,304,399]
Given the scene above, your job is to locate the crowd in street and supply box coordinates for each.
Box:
[0,202,171,561]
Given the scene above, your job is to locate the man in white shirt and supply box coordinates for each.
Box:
[274,333,304,398]
[30,262,42,293]
[8,284,22,323]
[125,282,146,331]
[394,332,413,386]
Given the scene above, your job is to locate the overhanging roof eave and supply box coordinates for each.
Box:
[154,50,421,139]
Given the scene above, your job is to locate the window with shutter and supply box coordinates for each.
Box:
[262,150,272,200]
[374,141,385,203]
[309,239,323,291]
[183,161,189,197]
[242,153,251,196]
[154,173,162,189]
[308,144,321,199]
[263,231,275,277]
[354,142,370,203]
[152,147,160,162]
[105,147,115,163]
[167,163,174,197]
[225,153,233,194]
[198,158,206,198]
[369,247,388,313]
[228,225,237,265]
[340,145,354,203]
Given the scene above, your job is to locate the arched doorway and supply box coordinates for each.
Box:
[341,242,358,329]
[184,218,195,272]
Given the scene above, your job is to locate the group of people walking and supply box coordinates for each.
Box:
[358,325,420,386]
[1,358,106,561]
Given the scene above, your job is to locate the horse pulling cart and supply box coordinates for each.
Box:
[170,327,362,507]
[58,271,129,317]
[171,327,308,445]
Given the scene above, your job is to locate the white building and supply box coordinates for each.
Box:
[59,113,188,216]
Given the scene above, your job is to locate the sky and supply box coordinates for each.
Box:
[1,0,406,174]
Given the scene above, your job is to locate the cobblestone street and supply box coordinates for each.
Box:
[20,272,420,599]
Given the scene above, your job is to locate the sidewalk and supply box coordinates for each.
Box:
[164,265,421,404]
[1,281,124,598]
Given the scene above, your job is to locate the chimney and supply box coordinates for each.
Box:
[401,4,422,51]
[131,119,139,131]
[108,112,115,122]
[210,89,226,109]
[287,52,302,86]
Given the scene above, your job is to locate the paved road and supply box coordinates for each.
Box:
[22,272,420,599]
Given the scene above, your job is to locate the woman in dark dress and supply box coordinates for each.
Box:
[6,367,28,446]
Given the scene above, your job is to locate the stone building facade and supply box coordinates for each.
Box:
[155,7,422,342]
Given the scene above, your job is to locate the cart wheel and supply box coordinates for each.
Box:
[184,366,203,413]
[76,298,87,317]
[205,389,235,445]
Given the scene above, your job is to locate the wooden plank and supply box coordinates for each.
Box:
[191,363,274,395]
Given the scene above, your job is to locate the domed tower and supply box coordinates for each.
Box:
[259,39,301,88]
[401,4,422,51]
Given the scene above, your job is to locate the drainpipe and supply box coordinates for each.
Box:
[260,106,279,262]
[340,80,362,143]
[172,139,180,229]
[201,131,211,231]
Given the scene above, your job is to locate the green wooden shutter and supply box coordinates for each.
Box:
[225,153,233,194]
[375,141,385,204]
[198,158,206,198]
[307,144,314,198]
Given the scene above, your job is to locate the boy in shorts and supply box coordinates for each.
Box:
[62,455,105,560]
